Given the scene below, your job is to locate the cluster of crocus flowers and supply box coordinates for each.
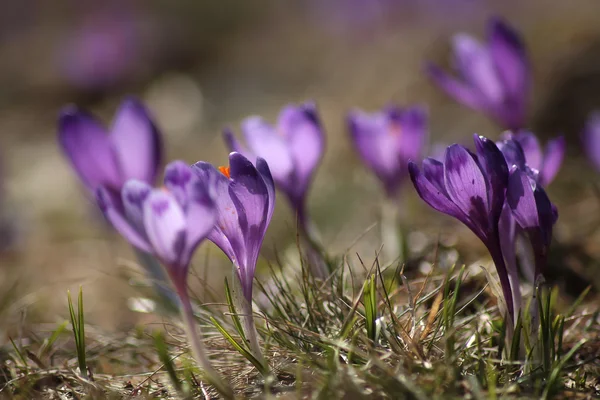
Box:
[347,105,428,198]
[410,133,560,324]
[57,98,178,310]
[427,18,529,131]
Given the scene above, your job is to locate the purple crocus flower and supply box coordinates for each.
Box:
[506,166,557,283]
[582,111,600,171]
[348,106,428,198]
[96,161,233,396]
[496,137,558,285]
[223,102,323,233]
[501,131,565,186]
[96,161,216,294]
[192,153,275,302]
[427,18,529,130]
[193,152,274,365]
[408,134,516,319]
[58,97,162,197]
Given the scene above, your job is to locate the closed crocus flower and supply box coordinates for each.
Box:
[193,152,274,366]
[96,161,232,397]
[223,102,323,233]
[501,131,565,186]
[348,106,427,198]
[582,111,600,171]
[408,135,516,320]
[427,18,529,130]
[58,97,162,197]
[506,166,557,282]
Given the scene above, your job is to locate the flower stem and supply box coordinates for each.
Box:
[380,198,403,267]
[232,268,268,373]
[178,289,234,399]
[296,200,329,280]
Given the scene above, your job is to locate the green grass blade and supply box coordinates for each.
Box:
[224,278,247,344]
[39,321,69,359]
[153,331,181,392]
[362,274,377,342]
[210,317,268,375]
[67,288,87,377]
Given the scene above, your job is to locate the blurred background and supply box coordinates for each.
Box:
[1,0,600,333]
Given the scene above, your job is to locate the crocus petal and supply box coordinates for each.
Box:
[444,144,491,235]
[496,138,527,170]
[348,110,401,192]
[473,134,509,221]
[223,129,253,161]
[122,179,153,235]
[181,179,217,267]
[421,157,446,194]
[143,190,187,269]
[164,160,195,208]
[96,186,151,252]
[409,161,477,234]
[506,167,539,230]
[192,162,242,263]
[452,33,503,103]
[256,157,276,222]
[241,116,294,182]
[540,136,565,186]
[58,107,121,191]
[426,63,483,111]
[583,112,600,171]
[228,152,270,298]
[488,18,528,107]
[394,106,428,163]
[278,103,324,194]
[110,98,162,184]
[512,131,542,171]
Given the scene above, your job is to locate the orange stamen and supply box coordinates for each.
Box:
[218,166,231,179]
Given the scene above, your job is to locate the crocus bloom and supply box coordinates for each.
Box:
[427,18,529,130]
[497,137,558,282]
[192,153,275,302]
[96,161,216,293]
[96,161,233,396]
[582,111,600,171]
[506,166,557,282]
[223,102,323,233]
[348,105,427,197]
[193,152,274,365]
[408,135,516,319]
[500,131,565,186]
[58,97,162,197]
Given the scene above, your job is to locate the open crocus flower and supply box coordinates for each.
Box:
[408,135,516,320]
[58,97,174,310]
[223,102,323,233]
[193,152,274,365]
[501,131,565,186]
[58,97,162,197]
[427,18,529,130]
[348,106,428,198]
[96,161,232,397]
[96,161,216,295]
[582,111,600,172]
